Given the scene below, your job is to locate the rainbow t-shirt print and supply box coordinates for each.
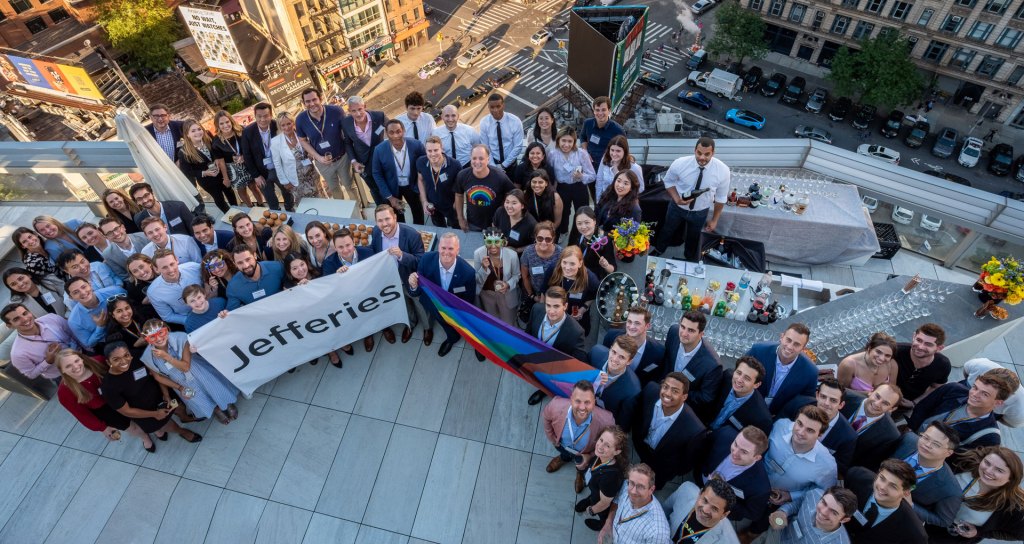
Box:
[466,185,497,206]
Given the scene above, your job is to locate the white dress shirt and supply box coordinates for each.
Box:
[663,155,731,212]
[432,122,481,164]
[478,112,525,168]
[396,112,436,145]
[595,160,645,200]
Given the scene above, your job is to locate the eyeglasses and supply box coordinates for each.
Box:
[144,327,169,342]
[106,293,129,303]
[101,225,125,237]
[590,236,609,251]
[536,236,554,243]
[204,259,226,271]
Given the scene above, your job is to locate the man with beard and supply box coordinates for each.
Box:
[225,245,284,310]
[432,104,480,169]
[129,183,195,236]
[664,477,740,544]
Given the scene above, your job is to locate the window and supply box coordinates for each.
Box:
[301,25,312,41]
[812,10,825,29]
[769,0,786,17]
[10,0,32,15]
[976,55,1004,76]
[866,0,887,13]
[950,48,977,69]
[889,1,911,20]
[831,15,851,34]
[344,5,381,32]
[985,0,1011,13]
[1008,65,1024,85]
[917,8,933,26]
[853,21,875,39]
[47,7,69,23]
[878,26,898,38]
[25,16,47,34]
[955,0,977,6]
[294,2,306,18]
[401,13,408,25]
[922,40,949,62]
[968,21,994,41]
[996,27,1023,48]
[749,0,764,10]
[789,3,806,22]
[842,0,860,7]
[413,7,420,19]
[1017,2,1024,18]
[940,14,964,33]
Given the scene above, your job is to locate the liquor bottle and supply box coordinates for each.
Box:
[727,189,738,206]
[739,269,751,290]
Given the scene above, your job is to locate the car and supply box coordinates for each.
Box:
[690,0,715,14]
[920,214,943,232]
[782,76,806,104]
[1012,155,1024,183]
[988,143,1014,176]
[931,127,959,158]
[686,49,707,70]
[530,29,552,46]
[958,137,983,168]
[880,110,904,138]
[828,97,853,121]
[805,88,827,113]
[904,120,930,148]
[417,56,449,79]
[924,170,973,187]
[862,195,879,212]
[456,43,489,68]
[760,72,786,97]
[793,125,833,144]
[686,70,710,88]
[892,206,914,224]
[677,90,712,110]
[423,3,433,15]
[725,108,766,130]
[851,104,876,130]
[639,71,667,91]
[857,144,901,164]
[741,66,762,91]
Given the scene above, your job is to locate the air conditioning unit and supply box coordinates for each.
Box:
[950,15,963,23]
[907,36,919,44]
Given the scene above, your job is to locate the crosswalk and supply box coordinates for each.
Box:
[640,21,690,75]
[453,3,527,36]
[470,44,568,97]
[532,0,567,12]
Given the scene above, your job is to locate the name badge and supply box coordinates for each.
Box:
[453,286,466,294]
[252,289,267,299]
[375,125,384,135]
[827,447,837,455]
[301,159,312,167]
[264,157,274,166]
[792,519,803,539]
[729,416,742,430]
[731,485,745,499]
[642,363,660,373]
[509,231,520,241]
[569,292,582,299]
[169,217,182,227]
[853,510,868,525]
[682,369,696,382]
[531,266,544,275]
[132,367,147,381]
[584,469,593,485]
[439,173,448,182]
[319,141,330,149]
[589,134,600,145]
[42,292,57,304]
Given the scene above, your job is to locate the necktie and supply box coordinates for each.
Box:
[495,120,505,164]
[852,415,867,431]
[412,121,419,140]
[442,269,452,290]
[689,166,705,210]
[863,502,879,527]
[450,131,457,162]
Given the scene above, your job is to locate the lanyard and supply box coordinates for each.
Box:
[566,406,591,447]
[905,453,942,481]
[223,135,240,156]
[393,146,407,173]
[260,128,272,154]
[673,509,711,543]
[430,159,446,192]
[541,319,563,343]
[617,507,649,525]
[962,478,981,498]
[309,110,328,140]
[944,408,985,426]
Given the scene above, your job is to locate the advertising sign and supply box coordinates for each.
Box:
[610,10,647,110]
[0,54,104,101]
[261,63,314,108]
[179,6,248,73]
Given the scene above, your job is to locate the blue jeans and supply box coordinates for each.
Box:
[655,204,708,262]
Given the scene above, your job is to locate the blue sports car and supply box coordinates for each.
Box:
[725,108,766,130]
[677,91,712,110]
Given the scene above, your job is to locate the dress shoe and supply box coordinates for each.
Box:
[528,390,547,405]
[584,519,604,531]
[363,336,375,352]
[575,471,586,494]
[401,326,413,343]
[382,328,396,344]
[475,350,485,361]
[546,455,566,473]
[575,498,590,513]
[341,345,354,356]
[422,328,433,346]
[438,341,455,357]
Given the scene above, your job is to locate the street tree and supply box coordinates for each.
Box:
[827,32,923,108]
[705,1,768,65]
[97,0,182,71]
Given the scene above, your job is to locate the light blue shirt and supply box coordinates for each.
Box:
[767,353,796,403]
[62,261,124,309]
[142,234,203,264]
[782,488,851,544]
[863,497,897,527]
[707,454,752,483]
[766,418,838,515]
[645,400,683,449]
[710,390,752,430]
[68,285,127,349]
[148,262,203,325]
[538,315,566,345]
[560,407,592,454]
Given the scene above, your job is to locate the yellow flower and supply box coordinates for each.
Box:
[989,273,1007,287]
[1007,293,1022,305]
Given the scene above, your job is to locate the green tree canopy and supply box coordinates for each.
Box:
[97,0,182,71]
[705,1,768,65]
[827,32,924,108]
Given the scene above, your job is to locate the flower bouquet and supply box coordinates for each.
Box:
[974,256,1024,305]
[610,218,653,262]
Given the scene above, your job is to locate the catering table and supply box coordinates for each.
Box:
[640,182,880,267]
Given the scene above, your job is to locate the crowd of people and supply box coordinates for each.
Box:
[1,90,1022,544]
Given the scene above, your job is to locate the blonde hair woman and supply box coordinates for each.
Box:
[270,224,310,262]
[177,119,238,213]
[101,188,143,233]
[212,110,264,208]
[271,110,327,206]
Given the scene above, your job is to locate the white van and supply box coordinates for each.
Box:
[456,44,489,68]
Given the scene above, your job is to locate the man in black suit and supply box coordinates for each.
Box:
[129,183,195,236]
[240,102,293,211]
[661,310,723,421]
[190,215,234,254]
[408,232,476,356]
[632,372,707,488]
[891,422,962,530]
[146,103,183,162]
[342,95,389,206]
[746,323,817,415]
[526,286,587,405]
[845,459,928,544]
[698,425,771,522]
[589,334,642,431]
[814,378,857,477]
[841,384,903,473]
[371,204,424,345]
[706,355,772,436]
[599,306,665,385]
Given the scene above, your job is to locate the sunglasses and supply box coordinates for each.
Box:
[590,236,609,251]
[484,239,504,246]
[204,259,226,271]
[144,328,169,342]
[536,235,554,243]
[106,293,129,303]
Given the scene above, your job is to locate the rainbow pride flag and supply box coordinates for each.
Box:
[418,278,600,398]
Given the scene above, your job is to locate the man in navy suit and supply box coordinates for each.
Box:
[891,422,962,530]
[146,103,183,162]
[589,334,642,431]
[371,204,424,344]
[661,311,723,421]
[810,378,857,477]
[841,383,903,472]
[706,356,772,436]
[322,227,378,353]
[190,215,234,254]
[371,120,426,225]
[342,95,389,206]
[129,183,196,236]
[240,102,293,211]
[408,232,476,356]
[844,460,928,544]
[745,322,817,415]
[632,372,707,488]
[698,425,771,522]
[525,286,588,405]
[599,306,665,385]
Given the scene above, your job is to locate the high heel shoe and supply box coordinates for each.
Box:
[156,432,168,441]
[144,436,156,453]
[341,345,354,356]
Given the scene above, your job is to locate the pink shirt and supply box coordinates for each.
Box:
[11,314,80,380]
[353,117,372,147]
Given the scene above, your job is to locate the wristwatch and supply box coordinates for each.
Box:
[586,506,594,516]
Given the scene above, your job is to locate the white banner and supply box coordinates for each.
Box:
[179,6,248,73]
[188,253,409,396]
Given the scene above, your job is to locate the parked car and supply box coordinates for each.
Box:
[760,72,786,97]
[988,143,1014,176]
[904,120,930,148]
[741,66,763,91]
[725,108,766,130]
[793,125,832,144]
[423,3,434,15]
[690,0,716,14]
[958,137,984,168]
[677,90,713,110]
[805,88,827,113]
[924,170,973,187]
[851,104,876,130]
[686,49,707,70]
[920,214,943,232]
[531,29,552,46]
[862,195,879,212]
[892,206,914,225]
[857,144,901,164]
[782,76,806,104]
[456,43,489,68]
[1012,155,1024,183]
[829,97,853,121]
[418,56,449,79]
[880,110,904,138]
[931,127,959,158]
[638,71,667,91]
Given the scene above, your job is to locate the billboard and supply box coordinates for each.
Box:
[566,6,649,110]
[179,6,248,73]
[0,54,104,101]
[611,12,646,109]
[261,63,314,108]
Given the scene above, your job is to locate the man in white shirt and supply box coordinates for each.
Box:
[598,464,672,544]
[140,217,202,264]
[477,94,524,173]
[98,218,149,280]
[395,91,435,146]
[432,105,481,168]
[652,136,731,262]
